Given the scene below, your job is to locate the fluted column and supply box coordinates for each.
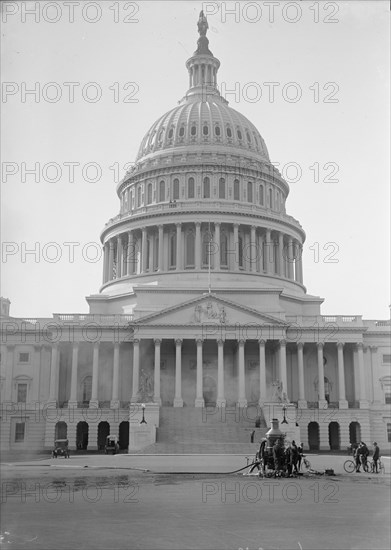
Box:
[116,235,123,278]
[131,339,140,402]
[237,340,247,407]
[69,342,79,406]
[89,342,99,407]
[233,223,239,271]
[111,343,120,408]
[337,342,348,408]
[297,342,306,408]
[174,339,183,406]
[103,243,109,283]
[287,237,294,280]
[278,233,284,277]
[141,228,147,273]
[258,339,267,405]
[48,343,59,403]
[195,339,204,407]
[176,223,182,271]
[357,343,368,407]
[317,343,327,407]
[108,240,114,281]
[216,339,226,407]
[250,225,256,272]
[127,230,134,276]
[154,339,161,405]
[214,222,220,271]
[279,340,288,400]
[296,242,303,284]
[265,228,273,274]
[195,222,201,270]
[158,225,164,272]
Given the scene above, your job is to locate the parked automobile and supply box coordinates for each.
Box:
[105,435,119,454]
[52,439,70,458]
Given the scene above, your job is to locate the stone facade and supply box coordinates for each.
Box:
[1,14,390,453]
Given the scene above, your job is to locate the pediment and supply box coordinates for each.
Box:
[136,294,287,327]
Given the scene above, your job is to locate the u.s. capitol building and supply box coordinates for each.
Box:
[1,13,390,454]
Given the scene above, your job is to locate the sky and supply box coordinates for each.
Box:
[1,0,390,320]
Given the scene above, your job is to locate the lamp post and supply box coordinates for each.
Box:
[140,403,147,424]
[281,403,288,424]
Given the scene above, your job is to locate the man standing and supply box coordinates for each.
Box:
[372,442,380,473]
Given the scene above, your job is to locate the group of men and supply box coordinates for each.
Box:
[250,438,304,477]
[353,441,380,473]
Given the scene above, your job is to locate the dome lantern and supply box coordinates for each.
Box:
[184,11,222,101]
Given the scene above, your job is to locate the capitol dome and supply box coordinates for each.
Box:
[135,95,270,164]
[98,11,305,302]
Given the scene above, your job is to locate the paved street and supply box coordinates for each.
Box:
[1,454,390,550]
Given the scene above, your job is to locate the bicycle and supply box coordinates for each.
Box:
[343,459,356,473]
[367,458,385,474]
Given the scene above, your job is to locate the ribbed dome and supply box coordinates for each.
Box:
[136,95,270,163]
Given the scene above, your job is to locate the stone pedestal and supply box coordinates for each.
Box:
[128,421,156,451]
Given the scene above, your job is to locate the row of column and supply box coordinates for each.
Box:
[47,340,369,409]
[102,223,304,284]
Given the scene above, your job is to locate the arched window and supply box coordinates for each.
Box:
[203,177,210,198]
[137,186,141,207]
[173,179,180,200]
[179,125,185,137]
[219,178,226,199]
[159,180,165,202]
[191,124,197,136]
[237,129,242,141]
[82,376,92,403]
[254,134,259,150]
[158,128,164,143]
[203,124,209,136]
[234,179,240,200]
[215,125,221,136]
[188,177,195,199]
[220,232,228,266]
[269,188,273,209]
[168,127,174,139]
[238,235,243,267]
[259,184,264,206]
[146,183,153,205]
[169,233,176,268]
[247,181,253,203]
[246,130,251,143]
[226,126,232,138]
[186,231,195,266]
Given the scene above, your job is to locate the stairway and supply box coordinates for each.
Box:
[136,405,268,454]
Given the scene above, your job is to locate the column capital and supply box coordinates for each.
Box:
[214,221,221,227]
[154,338,162,346]
[109,240,114,249]
[93,341,100,349]
[337,342,344,350]
[317,342,324,350]
[238,339,245,346]
[175,338,183,346]
[297,342,304,350]
[356,342,364,351]
[217,338,225,345]
[196,338,203,345]
[279,339,286,347]
[195,221,201,228]
[72,342,80,349]
[370,345,378,352]
[133,338,140,345]
[233,223,239,229]
[117,234,122,243]
[158,224,163,231]
[176,222,181,228]
[258,339,266,346]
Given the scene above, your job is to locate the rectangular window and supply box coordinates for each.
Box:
[385,392,391,405]
[17,383,27,403]
[388,423,391,443]
[19,352,29,363]
[382,354,391,364]
[15,422,25,442]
